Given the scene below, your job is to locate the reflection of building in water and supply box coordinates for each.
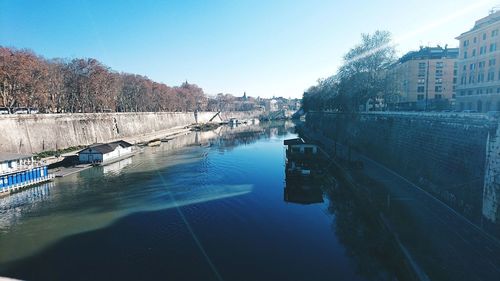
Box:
[269,128,278,138]
[283,138,324,205]
[0,182,54,230]
[284,179,323,205]
[103,157,133,174]
[284,138,320,177]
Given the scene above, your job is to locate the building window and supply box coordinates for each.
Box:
[453,77,457,84]
[435,94,442,99]
[488,70,495,81]
[469,74,475,84]
[463,64,467,71]
[435,78,443,84]
[435,86,443,92]
[474,37,477,43]
[418,78,425,84]
[483,33,487,40]
[417,94,424,100]
[479,61,485,68]
[489,58,496,66]
[418,62,426,69]
[478,72,485,82]
[468,90,473,95]
[453,69,458,76]
[460,90,466,96]
[472,49,476,57]
[470,63,476,70]
[490,43,497,52]
[480,46,486,55]
[497,88,500,93]
[417,86,425,93]
[493,29,499,37]
[464,51,468,59]
[463,40,469,47]
[436,61,444,68]
[436,69,443,76]
[487,88,493,94]
[477,89,483,95]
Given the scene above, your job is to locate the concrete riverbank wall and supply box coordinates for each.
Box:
[0,111,261,154]
[306,111,500,225]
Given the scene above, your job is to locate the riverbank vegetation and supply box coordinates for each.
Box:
[34,145,86,159]
[0,46,267,113]
[0,46,207,113]
[302,31,398,113]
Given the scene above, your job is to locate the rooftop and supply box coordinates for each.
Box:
[284,138,306,146]
[0,152,33,162]
[80,140,133,154]
[458,11,500,38]
[398,46,459,63]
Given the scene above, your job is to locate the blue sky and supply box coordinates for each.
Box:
[0,0,497,98]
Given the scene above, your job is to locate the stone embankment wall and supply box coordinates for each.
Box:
[306,111,500,224]
[0,111,261,154]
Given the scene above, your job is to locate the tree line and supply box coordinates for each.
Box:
[0,46,209,113]
[302,30,398,113]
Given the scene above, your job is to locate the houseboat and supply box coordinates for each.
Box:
[78,140,135,166]
[0,152,53,195]
[283,138,321,178]
[283,138,324,205]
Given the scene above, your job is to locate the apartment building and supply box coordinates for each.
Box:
[387,46,458,111]
[456,11,500,112]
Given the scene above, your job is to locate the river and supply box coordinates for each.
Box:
[0,121,401,281]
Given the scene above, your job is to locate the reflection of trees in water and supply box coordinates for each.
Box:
[323,185,404,281]
[210,121,295,152]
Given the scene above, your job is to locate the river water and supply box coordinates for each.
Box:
[0,121,399,281]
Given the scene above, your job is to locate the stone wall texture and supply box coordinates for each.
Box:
[306,111,500,224]
[0,111,261,154]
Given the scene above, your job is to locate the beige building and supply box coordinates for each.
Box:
[456,11,500,112]
[388,46,458,111]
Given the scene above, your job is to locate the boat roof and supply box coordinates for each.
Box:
[0,152,33,162]
[80,140,133,154]
[283,138,306,145]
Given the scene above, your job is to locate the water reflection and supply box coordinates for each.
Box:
[0,122,294,265]
[102,157,133,175]
[0,121,412,281]
[297,124,500,281]
[323,183,404,280]
[0,182,55,233]
[284,180,324,205]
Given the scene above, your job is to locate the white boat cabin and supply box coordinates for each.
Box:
[0,152,34,175]
[79,140,133,164]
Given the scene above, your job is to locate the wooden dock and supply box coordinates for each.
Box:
[52,164,93,178]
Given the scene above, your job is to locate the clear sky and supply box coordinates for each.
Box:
[0,0,499,98]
